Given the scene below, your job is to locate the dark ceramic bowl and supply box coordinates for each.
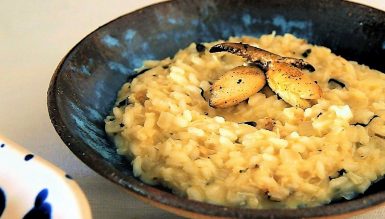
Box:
[48,0,385,218]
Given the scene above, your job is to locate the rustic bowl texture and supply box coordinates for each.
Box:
[48,0,385,218]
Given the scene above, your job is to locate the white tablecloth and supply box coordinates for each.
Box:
[1,0,384,218]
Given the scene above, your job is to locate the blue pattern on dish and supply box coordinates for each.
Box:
[107,61,130,75]
[272,15,313,38]
[0,187,5,217]
[79,65,91,76]
[65,174,73,180]
[23,189,51,219]
[24,154,34,161]
[68,101,114,160]
[102,35,120,48]
[124,29,136,41]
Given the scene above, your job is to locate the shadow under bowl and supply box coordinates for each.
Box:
[47,0,385,218]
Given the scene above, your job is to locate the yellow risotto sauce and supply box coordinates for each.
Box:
[105,33,385,208]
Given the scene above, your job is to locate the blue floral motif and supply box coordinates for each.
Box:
[24,154,34,161]
[23,188,51,219]
[65,174,73,180]
[0,187,5,217]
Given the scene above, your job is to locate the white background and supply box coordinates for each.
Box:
[1,0,384,218]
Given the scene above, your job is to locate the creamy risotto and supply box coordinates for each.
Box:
[105,34,385,208]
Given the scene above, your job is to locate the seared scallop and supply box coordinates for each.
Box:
[209,66,266,108]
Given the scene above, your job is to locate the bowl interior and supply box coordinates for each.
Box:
[48,0,385,218]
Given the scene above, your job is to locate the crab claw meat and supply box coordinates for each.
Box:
[210,42,279,70]
[266,62,322,108]
[210,66,266,108]
[210,42,315,72]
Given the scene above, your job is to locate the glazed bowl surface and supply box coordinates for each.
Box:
[47,0,385,218]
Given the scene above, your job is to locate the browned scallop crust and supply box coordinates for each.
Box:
[266,62,322,108]
[210,66,266,108]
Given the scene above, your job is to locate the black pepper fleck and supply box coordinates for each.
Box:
[137,68,150,74]
[116,98,130,107]
[196,43,206,52]
[352,115,379,127]
[239,168,248,173]
[302,49,312,58]
[376,134,385,139]
[328,78,346,89]
[241,121,257,127]
[200,88,206,101]
[329,169,347,180]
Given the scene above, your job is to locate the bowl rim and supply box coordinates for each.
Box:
[47,0,385,218]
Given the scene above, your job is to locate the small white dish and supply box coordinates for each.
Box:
[0,135,92,219]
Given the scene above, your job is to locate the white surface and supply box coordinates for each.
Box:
[0,0,384,218]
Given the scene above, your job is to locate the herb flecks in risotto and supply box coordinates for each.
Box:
[105,34,385,209]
